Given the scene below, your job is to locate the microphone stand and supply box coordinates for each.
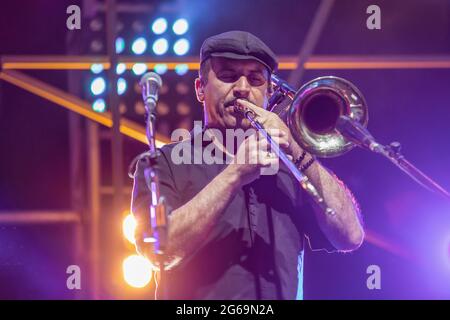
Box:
[142,94,169,300]
[336,116,450,200]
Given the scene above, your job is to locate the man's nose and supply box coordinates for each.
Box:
[233,75,251,98]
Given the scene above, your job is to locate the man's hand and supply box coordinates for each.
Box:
[235,98,305,161]
[224,132,275,187]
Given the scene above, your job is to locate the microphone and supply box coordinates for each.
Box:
[140,72,163,115]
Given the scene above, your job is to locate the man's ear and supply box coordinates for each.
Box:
[195,77,205,103]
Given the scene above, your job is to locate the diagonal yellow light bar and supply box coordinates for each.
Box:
[0,70,170,147]
[2,55,450,70]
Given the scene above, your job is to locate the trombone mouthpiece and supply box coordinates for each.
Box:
[233,101,257,119]
[233,101,245,114]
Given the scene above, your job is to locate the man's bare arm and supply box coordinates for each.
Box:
[303,156,364,252]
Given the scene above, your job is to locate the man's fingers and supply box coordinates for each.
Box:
[236,98,270,117]
[260,157,280,167]
[248,131,290,156]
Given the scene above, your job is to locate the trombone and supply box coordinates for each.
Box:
[234,75,450,214]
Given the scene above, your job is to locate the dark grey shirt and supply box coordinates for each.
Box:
[131,132,334,300]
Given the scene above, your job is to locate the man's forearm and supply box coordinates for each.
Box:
[166,166,240,257]
[304,158,364,251]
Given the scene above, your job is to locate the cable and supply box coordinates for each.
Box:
[153,270,159,300]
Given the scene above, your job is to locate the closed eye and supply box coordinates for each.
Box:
[217,71,239,83]
[217,71,267,86]
[248,74,266,86]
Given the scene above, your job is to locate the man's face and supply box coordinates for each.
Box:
[196,57,270,130]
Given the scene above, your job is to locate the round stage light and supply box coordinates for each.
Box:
[154,63,168,75]
[134,101,145,115]
[132,20,145,33]
[92,98,106,113]
[152,17,168,35]
[172,18,189,35]
[173,38,190,56]
[175,82,190,95]
[152,38,169,55]
[117,78,127,95]
[116,21,124,32]
[123,255,153,288]
[132,63,148,76]
[115,37,125,54]
[176,102,191,116]
[89,18,103,32]
[175,64,189,76]
[90,39,103,53]
[116,63,126,75]
[90,77,106,96]
[156,101,170,116]
[119,103,127,114]
[132,37,147,55]
[90,63,104,74]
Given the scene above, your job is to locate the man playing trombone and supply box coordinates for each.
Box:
[131,30,364,299]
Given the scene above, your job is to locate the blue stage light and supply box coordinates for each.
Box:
[116,37,125,54]
[90,77,106,96]
[132,63,148,76]
[172,18,189,35]
[152,18,168,35]
[116,63,126,75]
[175,64,189,76]
[152,38,169,55]
[132,37,147,55]
[117,78,127,95]
[154,64,168,75]
[90,63,104,74]
[173,38,190,56]
[92,98,106,112]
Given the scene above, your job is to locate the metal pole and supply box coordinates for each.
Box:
[288,0,335,86]
[87,121,101,299]
[66,27,86,300]
[68,100,85,300]
[106,0,125,298]
[106,0,124,216]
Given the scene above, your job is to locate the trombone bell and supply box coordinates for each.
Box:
[274,76,369,158]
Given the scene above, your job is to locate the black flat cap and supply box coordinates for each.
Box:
[200,30,278,72]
